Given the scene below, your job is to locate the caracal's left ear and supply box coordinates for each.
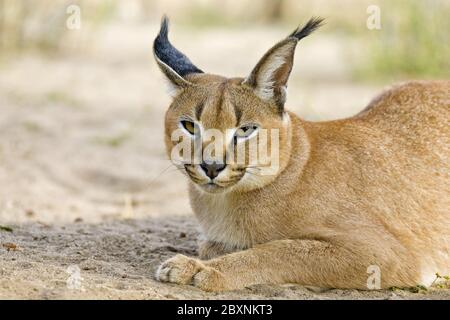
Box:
[243,17,324,112]
[153,16,203,96]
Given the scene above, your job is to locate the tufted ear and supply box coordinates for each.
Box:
[243,17,324,112]
[153,16,203,96]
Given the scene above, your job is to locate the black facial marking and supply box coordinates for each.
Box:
[195,103,205,120]
[215,84,226,121]
[233,104,242,126]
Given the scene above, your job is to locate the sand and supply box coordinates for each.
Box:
[2,217,449,300]
[0,22,448,300]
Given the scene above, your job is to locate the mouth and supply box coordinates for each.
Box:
[183,164,245,193]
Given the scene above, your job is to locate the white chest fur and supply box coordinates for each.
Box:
[191,190,255,251]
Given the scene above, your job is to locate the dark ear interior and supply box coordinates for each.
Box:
[153,16,203,91]
[243,17,324,112]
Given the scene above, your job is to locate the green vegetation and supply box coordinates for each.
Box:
[93,131,132,148]
[358,0,449,81]
[22,121,42,133]
[389,285,427,293]
[389,273,450,292]
[0,225,13,232]
[0,0,447,81]
[181,4,233,28]
[0,0,117,53]
[431,273,450,289]
[45,90,81,108]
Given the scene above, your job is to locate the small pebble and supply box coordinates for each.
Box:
[2,243,19,251]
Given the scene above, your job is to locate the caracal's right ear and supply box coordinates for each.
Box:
[153,16,203,96]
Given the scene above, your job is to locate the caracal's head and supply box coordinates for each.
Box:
[154,16,323,194]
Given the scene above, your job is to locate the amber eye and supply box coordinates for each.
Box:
[234,124,259,140]
[180,120,197,135]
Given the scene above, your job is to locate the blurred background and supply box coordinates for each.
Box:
[0,0,449,225]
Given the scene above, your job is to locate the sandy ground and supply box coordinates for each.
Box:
[2,217,450,300]
[0,22,448,299]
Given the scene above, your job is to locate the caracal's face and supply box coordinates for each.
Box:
[164,75,291,194]
[155,17,322,193]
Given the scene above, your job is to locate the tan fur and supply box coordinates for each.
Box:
[154,24,450,291]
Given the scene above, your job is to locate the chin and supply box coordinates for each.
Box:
[193,181,236,194]
[200,184,225,193]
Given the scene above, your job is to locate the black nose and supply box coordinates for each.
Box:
[200,161,226,179]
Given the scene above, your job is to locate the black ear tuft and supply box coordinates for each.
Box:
[289,17,325,41]
[153,15,203,77]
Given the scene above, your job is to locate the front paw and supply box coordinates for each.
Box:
[192,266,227,291]
[156,254,228,291]
[156,254,203,285]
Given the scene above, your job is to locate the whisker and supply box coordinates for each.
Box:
[245,170,264,177]
[138,163,186,192]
